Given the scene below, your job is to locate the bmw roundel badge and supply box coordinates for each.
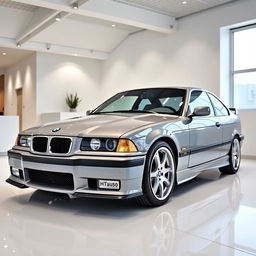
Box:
[52,127,61,132]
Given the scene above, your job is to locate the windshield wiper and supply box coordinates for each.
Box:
[118,110,158,114]
[90,110,158,115]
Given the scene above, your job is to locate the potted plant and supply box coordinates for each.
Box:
[66,93,81,112]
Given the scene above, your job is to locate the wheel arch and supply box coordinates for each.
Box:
[148,136,179,169]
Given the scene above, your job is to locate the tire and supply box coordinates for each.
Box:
[219,137,241,175]
[137,141,176,207]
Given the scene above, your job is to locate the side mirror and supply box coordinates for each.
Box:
[229,108,237,114]
[190,106,210,117]
[86,110,91,115]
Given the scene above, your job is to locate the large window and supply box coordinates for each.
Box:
[231,25,256,109]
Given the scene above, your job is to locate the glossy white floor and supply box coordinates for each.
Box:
[0,156,256,256]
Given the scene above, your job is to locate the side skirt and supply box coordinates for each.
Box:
[177,155,229,185]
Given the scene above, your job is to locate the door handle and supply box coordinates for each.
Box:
[216,122,221,127]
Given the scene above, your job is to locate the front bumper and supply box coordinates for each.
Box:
[7,149,145,199]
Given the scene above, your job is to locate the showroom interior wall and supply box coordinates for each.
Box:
[4,53,101,128]
[36,53,101,122]
[100,0,256,157]
[4,53,37,130]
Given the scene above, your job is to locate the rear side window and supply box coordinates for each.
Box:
[188,91,214,116]
[208,93,229,116]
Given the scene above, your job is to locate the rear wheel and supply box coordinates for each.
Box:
[219,137,241,174]
[137,141,176,207]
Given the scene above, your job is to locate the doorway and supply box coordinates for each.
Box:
[16,88,23,130]
[0,75,4,115]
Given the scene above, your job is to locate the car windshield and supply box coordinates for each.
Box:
[91,88,186,116]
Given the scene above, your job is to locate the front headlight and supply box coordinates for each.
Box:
[80,138,137,152]
[17,135,32,147]
[105,138,117,151]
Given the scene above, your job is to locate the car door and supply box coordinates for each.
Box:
[207,92,232,157]
[188,90,222,167]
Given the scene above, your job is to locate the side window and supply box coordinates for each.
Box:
[188,91,214,116]
[208,93,229,116]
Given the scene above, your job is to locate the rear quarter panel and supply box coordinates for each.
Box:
[220,113,242,156]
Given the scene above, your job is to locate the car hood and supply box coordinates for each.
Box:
[24,113,178,138]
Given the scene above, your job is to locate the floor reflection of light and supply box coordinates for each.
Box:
[235,205,256,254]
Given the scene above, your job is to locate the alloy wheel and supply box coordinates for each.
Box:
[150,147,175,200]
[232,138,241,170]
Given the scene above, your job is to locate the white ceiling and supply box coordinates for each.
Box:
[0,47,33,68]
[0,0,37,12]
[112,0,236,17]
[32,14,140,53]
[0,0,237,64]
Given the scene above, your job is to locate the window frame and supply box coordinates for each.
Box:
[230,23,256,108]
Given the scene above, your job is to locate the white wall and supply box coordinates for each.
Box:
[4,53,37,130]
[36,53,101,121]
[4,52,102,129]
[0,69,4,75]
[101,0,256,156]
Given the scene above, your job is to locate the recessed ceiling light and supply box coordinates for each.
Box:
[182,1,187,4]
[17,43,21,48]
[111,24,116,28]
[72,2,78,9]
[2,52,6,56]
[74,54,78,57]
[55,15,61,21]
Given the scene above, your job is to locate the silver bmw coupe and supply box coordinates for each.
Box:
[7,87,244,206]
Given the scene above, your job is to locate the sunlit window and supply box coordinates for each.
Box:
[232,25,256,109]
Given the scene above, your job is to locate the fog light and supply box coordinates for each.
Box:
[11,167,20,177]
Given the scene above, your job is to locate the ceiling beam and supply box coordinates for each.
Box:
[16,7,60,44]
[0,37,109,60]
[13,0,177,34]
[17,11,70,45]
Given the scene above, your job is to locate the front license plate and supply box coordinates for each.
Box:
[98,180,120,190]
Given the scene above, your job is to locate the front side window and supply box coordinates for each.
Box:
[232,25,256,109]
[92,88,186,116]
[208,93,229,116]
[188,91,214,116]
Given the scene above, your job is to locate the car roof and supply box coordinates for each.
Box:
[121,87,202,93]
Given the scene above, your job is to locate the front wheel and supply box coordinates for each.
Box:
[219,137,241,174]
[137,141,176,207]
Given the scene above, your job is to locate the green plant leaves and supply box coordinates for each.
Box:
[66,93,82,109]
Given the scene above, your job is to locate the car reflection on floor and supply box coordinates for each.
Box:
[0,168,242,256]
